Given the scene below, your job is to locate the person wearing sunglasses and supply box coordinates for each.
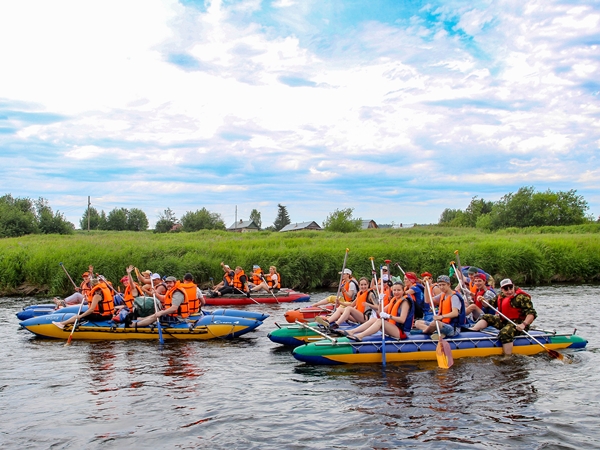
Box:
[469,278,537,355]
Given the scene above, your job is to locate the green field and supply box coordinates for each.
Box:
[1,224,600,296]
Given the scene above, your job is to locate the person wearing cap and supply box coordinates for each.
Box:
[315,277,378,330]
[248,265,264,289]
[180,273,205,314]
[53,271,91,309]
[420,272,441,297]
[212,266,250,297]
[465,273,496,322]
[469,278,537,355]
[344,281,414,342]
[134,275,190,327]
[53,266,115,329]
[311,268,358,307]
[249,265,280,293]
[414,274,466,339]
[404,272,431,322]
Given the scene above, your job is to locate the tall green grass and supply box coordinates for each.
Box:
[1,226,599,296]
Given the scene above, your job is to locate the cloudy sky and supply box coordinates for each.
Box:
[1,0,599,228]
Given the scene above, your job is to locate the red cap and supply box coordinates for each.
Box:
[120,275,129,282]
[473,273,487,281]
[82,272,90,277]
[421,272,432,278]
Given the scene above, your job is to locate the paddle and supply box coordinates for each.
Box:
[232,286,261,305]
[61,263,85,346]
[334,248,350,310]
[149,274,164,345]
[261,274,280,304]
[59,262,79,290]
[370,257,386,368]
[425,280,453,369]
[453,250,473,304]
[480,297,572,363]
[393,262,406,276]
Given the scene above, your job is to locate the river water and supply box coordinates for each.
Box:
[1,286,599,449]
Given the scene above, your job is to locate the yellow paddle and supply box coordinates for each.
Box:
[425,280,453,369]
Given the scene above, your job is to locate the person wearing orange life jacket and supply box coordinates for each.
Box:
[250,265,281,293]
[53,271,91,309]
[316,277,378,329]
[414,275,466,339]
[465,273,496,322]
[210,263,236,297]
[118,265,141,310]
[53,268,115,329]
[311,268,359,307]
[248,265,264,288]
[134,276,190,327]
[344,281,414,341]
[420,272,441,297]
[180,272,205,314]
[469,278,537,355]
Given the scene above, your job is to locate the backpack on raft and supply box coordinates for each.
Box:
[133,296,160,318]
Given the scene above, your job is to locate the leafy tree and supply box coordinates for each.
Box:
[35,198,74,234]
[273,203,291,231]
[249,208,262,229]
[80,207,102,230]
[438,208,462,225]
[488,187,588,230]
[155,208,179,233]
[127,208,149,231]
[180,208,225,231]
[323,208,362,232]
[0,194,38,237]
[105,208,129,231]
[98,210,108,230]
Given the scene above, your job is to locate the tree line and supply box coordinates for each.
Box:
[0,195,74,238]
[439,187,593,230]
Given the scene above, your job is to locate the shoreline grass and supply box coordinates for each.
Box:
[1,225,600,297]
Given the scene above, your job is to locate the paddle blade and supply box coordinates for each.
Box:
[547,349,572,364]
[65,335,73,346]
[436,338,454,369]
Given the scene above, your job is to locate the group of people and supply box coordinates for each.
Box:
[208,262,280,297]
[313,263,537,355]
[52,265,206,330]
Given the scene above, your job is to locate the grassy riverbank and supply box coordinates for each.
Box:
[1,224,600,296]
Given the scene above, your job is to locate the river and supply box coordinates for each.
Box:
[1,285,599,449]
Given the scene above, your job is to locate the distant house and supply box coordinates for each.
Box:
[227,219,260,233]
[361,219,378,229]
[280,221,322,232]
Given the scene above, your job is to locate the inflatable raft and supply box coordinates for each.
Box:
[283,304,333,323]
[268,320,347,347]
[19,311,264,341]
[291,329,587,365]
[16,302,270,322]
[205,289,310,306]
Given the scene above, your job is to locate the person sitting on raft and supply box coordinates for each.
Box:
[53,269,115,329]
[209,263,235,296]
[468,278,537,355]
[344,280,414,342]
[404,272,432,322]
[465,273,496,322]
[212,266,250,297]
[250,265,281,293]
[315,277,377,329]
[414,275,466,339]
[311,268,359,307]
[247,265,264,289]
[53,270,92,309]
[134,276,190,327]
[420,272,441,297]
[181,272,205,314]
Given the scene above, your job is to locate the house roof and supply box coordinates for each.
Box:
[227,220,259,230]
[361,219,378,229]
[279,221,322,232]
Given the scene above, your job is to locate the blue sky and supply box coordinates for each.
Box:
[1,0,599,228]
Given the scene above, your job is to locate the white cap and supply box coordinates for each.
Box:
[500,278,513,287]
[338,268,352,275]
[151,273,161,280]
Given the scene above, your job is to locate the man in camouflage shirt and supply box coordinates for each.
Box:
[470,278,537,355]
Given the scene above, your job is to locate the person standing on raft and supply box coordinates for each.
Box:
[469,278,537,355]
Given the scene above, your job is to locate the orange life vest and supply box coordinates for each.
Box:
[90,282,115,316]
[265,272,281,289]
[387,295,414,337]
[341,277,359,302]
[180,281,200,314]
[233,270,248,292]
[354,289,374,314]
[223,270,234,286]
[251,268,264,285]
[163,281,190,318]
[122,282,141,309]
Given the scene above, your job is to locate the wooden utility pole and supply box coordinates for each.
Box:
[87,196,91,232]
